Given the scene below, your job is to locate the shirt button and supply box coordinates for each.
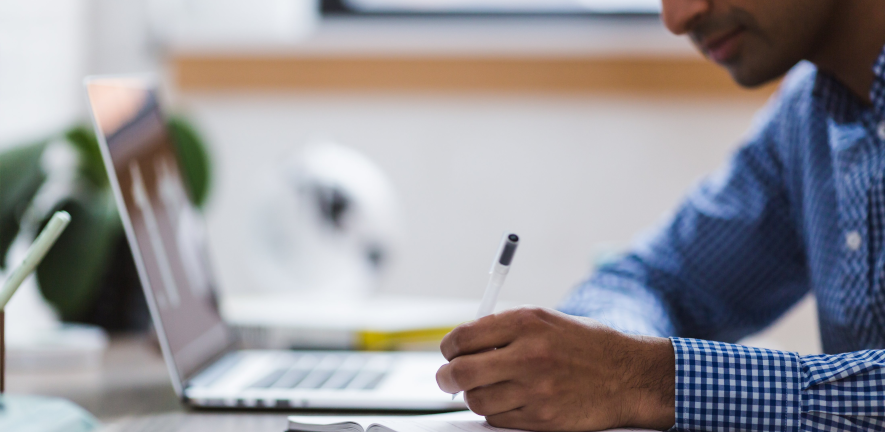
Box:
[846,231,863,251]
[878,121,885,140]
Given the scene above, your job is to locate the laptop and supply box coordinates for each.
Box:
[84,75,466,411]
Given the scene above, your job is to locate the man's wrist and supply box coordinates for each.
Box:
[619,335,676,430]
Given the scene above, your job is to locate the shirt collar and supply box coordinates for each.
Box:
[813,42,885,123]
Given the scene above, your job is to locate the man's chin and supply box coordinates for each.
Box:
[724,62,792,89]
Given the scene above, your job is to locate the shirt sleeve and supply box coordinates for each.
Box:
[558,84,810,343]
[670,337,885,432]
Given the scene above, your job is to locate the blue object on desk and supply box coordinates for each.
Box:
[0,395,98,432]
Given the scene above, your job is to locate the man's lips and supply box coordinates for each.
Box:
[700,27,745,63]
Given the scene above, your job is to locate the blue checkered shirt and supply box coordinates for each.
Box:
[559,47,885,432]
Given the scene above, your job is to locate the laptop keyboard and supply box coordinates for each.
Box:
[249,353,390,391]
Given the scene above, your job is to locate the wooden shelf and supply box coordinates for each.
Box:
[173,54,778,98]
[170,17,778,98]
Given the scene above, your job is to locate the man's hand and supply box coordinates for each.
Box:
[436,307,675,431]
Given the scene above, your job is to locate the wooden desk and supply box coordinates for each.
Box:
[6,334,181,420]
[102,411,289,432]
[8,335,455,431]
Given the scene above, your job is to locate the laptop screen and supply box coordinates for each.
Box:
[85,77,233,388]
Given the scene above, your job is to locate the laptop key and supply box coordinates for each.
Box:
[273,368,310,388]
[296,369,334,389]
[320,354,367,389]
[321,369,359,389]
[249,368,287,388]
[296,354,343,389]
[363,372,387,390]
[346,370,386,390]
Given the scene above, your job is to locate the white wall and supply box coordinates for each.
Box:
[187,93,749,304]
[180,91,821,353]
[89,0,158,74]
[0,0,160,149]
[0,0,90,148]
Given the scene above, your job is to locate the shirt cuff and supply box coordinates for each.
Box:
[669,337,802,432]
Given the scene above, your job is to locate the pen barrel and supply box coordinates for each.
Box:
[476,272,507,319]
[0,212,70,309]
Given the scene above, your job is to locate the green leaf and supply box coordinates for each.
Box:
[36,193,122,320]
[167,116,212,208]
[65,125,108,189]
[0,142,47,269]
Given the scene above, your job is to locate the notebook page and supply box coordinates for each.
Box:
[289,412,657,432]
[288,415,396,432]
[365,416,517,432]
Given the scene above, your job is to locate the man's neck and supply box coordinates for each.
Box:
[807,0,885,104]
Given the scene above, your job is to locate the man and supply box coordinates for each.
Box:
[436,1,885,431]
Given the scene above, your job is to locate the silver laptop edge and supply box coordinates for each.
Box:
[85,74,207,398]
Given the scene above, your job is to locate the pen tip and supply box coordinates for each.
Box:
[55,211,71,223]
[508,234,519,242]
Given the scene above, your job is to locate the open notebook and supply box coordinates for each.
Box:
[287,410,656,432]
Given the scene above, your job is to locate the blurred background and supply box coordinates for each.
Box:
[0,0,819,420]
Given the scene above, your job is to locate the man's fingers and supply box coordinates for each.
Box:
[436,348,516,394]
[463,381,525,416]
[440,313,521,360]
